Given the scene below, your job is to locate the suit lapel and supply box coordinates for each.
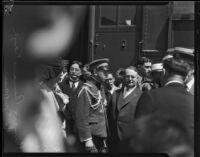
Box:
[119,87,141,110]
[77,81,83,90]
[117,91,125,111]
[62,80,72,95]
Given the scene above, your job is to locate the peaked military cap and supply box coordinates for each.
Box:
[89,58,110,71]
[167,47,194,62]
[162,54,173,62]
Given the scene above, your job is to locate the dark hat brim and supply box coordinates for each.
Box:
[89,58,110,71]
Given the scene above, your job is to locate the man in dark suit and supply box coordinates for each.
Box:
[171,47,194,95]
[59,61,84,141]
[75,58,110,153]
[137,57,153,91]
[135,53,194,145]
[107,66,142,152]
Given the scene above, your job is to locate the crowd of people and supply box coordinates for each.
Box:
[4,47,194,156]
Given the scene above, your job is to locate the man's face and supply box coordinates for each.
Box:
[95,64,109,82]
[105,73,115,87]
[69,63,82,81]
[96,70,108,82]
[142,62,152,77]
[124,69,138,88]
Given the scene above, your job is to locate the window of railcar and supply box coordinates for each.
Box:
[118,6,137,27]
[99,5,117,27]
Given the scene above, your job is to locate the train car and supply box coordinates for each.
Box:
[2,1,195,152]
[64,2,194,72]
[3,1,194,95]
[3,2,194,74]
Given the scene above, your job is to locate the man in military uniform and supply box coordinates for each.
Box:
[75,58,110,153]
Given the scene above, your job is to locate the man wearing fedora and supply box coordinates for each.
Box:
[75,58,110,153]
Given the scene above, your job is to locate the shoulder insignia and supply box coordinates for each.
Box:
[83,82,93,88]
[77,85,90,97]
[77,84,103,110]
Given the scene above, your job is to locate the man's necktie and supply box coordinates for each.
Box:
[72,82,76,90]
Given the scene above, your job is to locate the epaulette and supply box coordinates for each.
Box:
[77,83,102,110]
[77,82,94,97]
[78,85,90,97]
[83,82,93,88]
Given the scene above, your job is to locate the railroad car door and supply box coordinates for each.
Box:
[93,5,142,72]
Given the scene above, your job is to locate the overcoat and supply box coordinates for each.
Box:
[59,79,84,135]
[135,82,194,144]
[107,87,142,152]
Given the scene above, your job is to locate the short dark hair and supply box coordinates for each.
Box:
[137,57,151,66]
[163,56,191,77]
[70,60,83,69]
[116,68,125,77]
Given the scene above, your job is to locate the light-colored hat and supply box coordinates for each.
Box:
[167,48,175,53]
[167,47,194,62]
[151,63,163,72]
[162,54,173,61]
[174,47,194,56]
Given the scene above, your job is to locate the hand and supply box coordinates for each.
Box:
[56,92,69,105]
[58,72,68,83]
[85,139,98,153]
[141,83,151,91]
[85,139,94,147]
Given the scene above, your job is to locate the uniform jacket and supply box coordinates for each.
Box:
[108,86,142,144]
[75,81,108,142]
[135,82,194,143]
[59,79,84,135]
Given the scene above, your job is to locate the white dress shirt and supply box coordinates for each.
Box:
[69,81,79,89]
[123,86,136,99]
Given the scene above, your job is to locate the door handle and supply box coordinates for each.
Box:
[139,40,144,54]
[121,40,126,49]
[95,42,100,47]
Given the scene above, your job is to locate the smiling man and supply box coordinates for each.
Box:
[58,61,84,147]
[107,66,142,153]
